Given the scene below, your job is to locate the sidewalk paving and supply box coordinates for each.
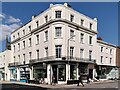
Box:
[0,80,117,89]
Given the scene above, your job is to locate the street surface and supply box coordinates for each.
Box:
[0,80,119,90]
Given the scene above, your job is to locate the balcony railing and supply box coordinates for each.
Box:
[8,62,21,67]
[29,56,96,64]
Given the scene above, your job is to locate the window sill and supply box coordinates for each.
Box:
[36,43,39,45]
[80,42,84,44]
[28,46,32,48]
[70,39,75,42]
[89,44,93,46]
[44,40,48,43]
[54,37,63,39]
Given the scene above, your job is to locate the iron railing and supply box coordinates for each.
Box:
[8,62,21,67]
[29,56,96,64]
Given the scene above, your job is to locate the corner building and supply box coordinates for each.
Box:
[10,3,98,84]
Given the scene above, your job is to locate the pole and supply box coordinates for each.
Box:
[67,39,69,80]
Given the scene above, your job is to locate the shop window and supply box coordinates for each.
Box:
[70,65,77,80]
[58,65,66,81]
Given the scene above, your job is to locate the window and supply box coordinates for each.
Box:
[18,43,20,51]
[17,32,20,38]
[23,54,25,64]
[106,57,108,62]
[29,52,32,60]
[90,23,93,30]
[13,45,15,52]
[23,30,25,35]
[36,35,39,44]
[13,35,15,40]
[81,19,84,26]
[106,48,108,53]
[29,38,32,47]
[18,55,20,62]
[89,50,92,60]
[80,33,84,43]
[58,65,66,81]
[70,30,74,40]
[89,36,92,45]
[70,14,74,22]
[45,31,48,41]
[55,11,61,18]
[80,49,84,59]
[36,21,39,28]
[45,47,48,57]
[29,26,31,32]
[36,50,39,59]
[23,41,25,49]
[101,46,103,52]
[110,49,112,54]
[101,56,103,63]
[45,15,48,23]
[56,45,62,58]
[14,56,15,62]
[110,58,112,64]
[55,27,61,37]
[70,47,74,59]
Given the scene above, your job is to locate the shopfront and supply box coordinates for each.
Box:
[9,67,17,81]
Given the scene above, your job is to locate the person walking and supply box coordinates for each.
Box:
[77,74,84,87]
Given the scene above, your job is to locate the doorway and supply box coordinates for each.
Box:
[52,65,58,83]
[89,69,93,79]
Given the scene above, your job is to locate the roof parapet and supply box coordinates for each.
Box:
[50,4,54,8]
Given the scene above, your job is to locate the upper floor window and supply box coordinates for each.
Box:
[110,49,112,54]
[13,45,15,53]
[23,41,25,49]
[29,38,32,47]
[36,35,39,45]
[45,47,48,57]
[70,30,74,40]
[36,50,39,59]
[23,54,25,64]
[36,21,39,28]
[81,19,84,26]
[17,32,20,38]
[110,58,112,64]
[106,48,108,53]
[29,26,31,32]
[101,56,103,63]
[70,47,74,59]
[45,15,48,23]
[56,45,62,58]
[101,46,103,52]
[55,27,61,37]
[23,30,25,35]
[13,35,15,40]
[70,14,74,22]
[55,11,61,18]
[18,55,20,62]
[45,31,48,41]
[80,33,84,43]
[89,50,92,60]
[18,43,20,51]
[89,36,92,45]
[90,23,93,30]
[29,52,32,60]
[80,49,84,59]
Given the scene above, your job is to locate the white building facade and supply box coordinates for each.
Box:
[0,50,11,81]
[96,40,118,80]
[9,3,117,84]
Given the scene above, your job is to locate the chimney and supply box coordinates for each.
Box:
[64,3,68,7]
[32,16,35,20]
[97,37,102,41]
[94,18,97,21]
[50,4,53,8]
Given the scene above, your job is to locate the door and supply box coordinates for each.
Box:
[89,69,93,79]
[52,65,58,83]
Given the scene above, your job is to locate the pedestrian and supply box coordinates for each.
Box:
[87,74,90,84]
[77,74,84,87]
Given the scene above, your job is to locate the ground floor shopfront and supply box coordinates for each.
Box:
[95,65,119,80]
[30,61,96,84]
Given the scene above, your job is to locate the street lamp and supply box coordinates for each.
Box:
[67,35,75,80]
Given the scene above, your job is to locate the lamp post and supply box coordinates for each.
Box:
[67,35,75,80]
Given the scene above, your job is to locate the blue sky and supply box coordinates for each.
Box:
[1,2,118,52]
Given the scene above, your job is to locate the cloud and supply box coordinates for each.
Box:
[5,16,21,24]
[0,13,5,18]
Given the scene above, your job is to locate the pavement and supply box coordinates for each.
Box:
[0,80,118,89]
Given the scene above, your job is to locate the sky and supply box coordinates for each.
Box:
[0,2,118,52]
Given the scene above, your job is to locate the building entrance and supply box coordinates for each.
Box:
[52,65,58,83]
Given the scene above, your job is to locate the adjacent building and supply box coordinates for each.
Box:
[0,3,118,84]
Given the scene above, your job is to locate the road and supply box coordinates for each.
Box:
[0,81,119,90]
